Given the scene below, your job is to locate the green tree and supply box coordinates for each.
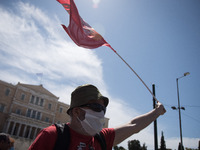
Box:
[141,143,147,150]
[178,142,184,150]
[128,140,147,150]
[160,131,166,150]
[113,145,126,150]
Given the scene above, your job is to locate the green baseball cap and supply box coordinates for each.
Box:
[67,84,109,114]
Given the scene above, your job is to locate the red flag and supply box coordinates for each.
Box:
[57,1,160,102]
[57,0,115,52]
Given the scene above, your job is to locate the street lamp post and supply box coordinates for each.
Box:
[172,72,190,150]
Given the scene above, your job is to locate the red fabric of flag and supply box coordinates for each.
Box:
[57,0,115,51]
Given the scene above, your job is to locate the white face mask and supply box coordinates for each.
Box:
[78,108,105,136]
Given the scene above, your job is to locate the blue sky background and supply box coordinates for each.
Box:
[0,0,200,149]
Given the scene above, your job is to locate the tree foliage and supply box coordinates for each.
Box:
[128,140,147,150]
[141,143,147,150]
[185,148,198,150]
[113,145,126,150]
[113,135,199,150]
[178,142,184,150]
[160,131,166,150]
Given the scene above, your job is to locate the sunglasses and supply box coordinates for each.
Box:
[80,103,106,113]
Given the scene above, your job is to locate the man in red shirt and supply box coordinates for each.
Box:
[28,84,166,150]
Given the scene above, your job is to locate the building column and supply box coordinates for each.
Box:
[5,121,11,133]
[33,127,38,139]
[28,126,32,139]
[22,125,27,137]
[17,123,22,136]
[11,122,16,135]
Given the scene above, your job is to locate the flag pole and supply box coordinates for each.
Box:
[111,49,159,102]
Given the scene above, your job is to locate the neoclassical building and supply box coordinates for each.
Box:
[0,80,109,141]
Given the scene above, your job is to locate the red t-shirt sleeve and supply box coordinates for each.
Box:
[101,128,115,149]
[28,125,57,150]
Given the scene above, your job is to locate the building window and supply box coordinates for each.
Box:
[48,103,52,110]
[40,99,44,106]
[35,97,39,105]
[26,109,42,120]
[16,109,21,115]
[0,104,5,112]
[30,95,35,103]
[45,117,49,123]
[20,93,25,100]
[36,112,41,120]
[26,109,31,117]
[5,88,10,96]
[31,110,36,119]
[59,107,63,113]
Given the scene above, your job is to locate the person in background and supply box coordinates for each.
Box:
[29,84,166,150]
[9,137,14,150]
[0,133,11,150]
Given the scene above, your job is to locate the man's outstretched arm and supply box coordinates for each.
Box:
[113,102,166,145]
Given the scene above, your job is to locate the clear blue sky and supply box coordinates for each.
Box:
[0,0,200,149]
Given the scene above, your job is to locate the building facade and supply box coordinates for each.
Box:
[0,80,109,142]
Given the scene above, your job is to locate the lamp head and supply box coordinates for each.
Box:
[181,107,185,110]
[171,106,177,110]
[184,72,190,76]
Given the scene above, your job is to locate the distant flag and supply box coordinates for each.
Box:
[57,0,116,52]
[57,0,159,102]
[36,73,43,84]
[36,73,43,77]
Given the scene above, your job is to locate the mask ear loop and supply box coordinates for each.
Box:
[75,107,87,121]
[76,115,89,134]
[77,114,95,136]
